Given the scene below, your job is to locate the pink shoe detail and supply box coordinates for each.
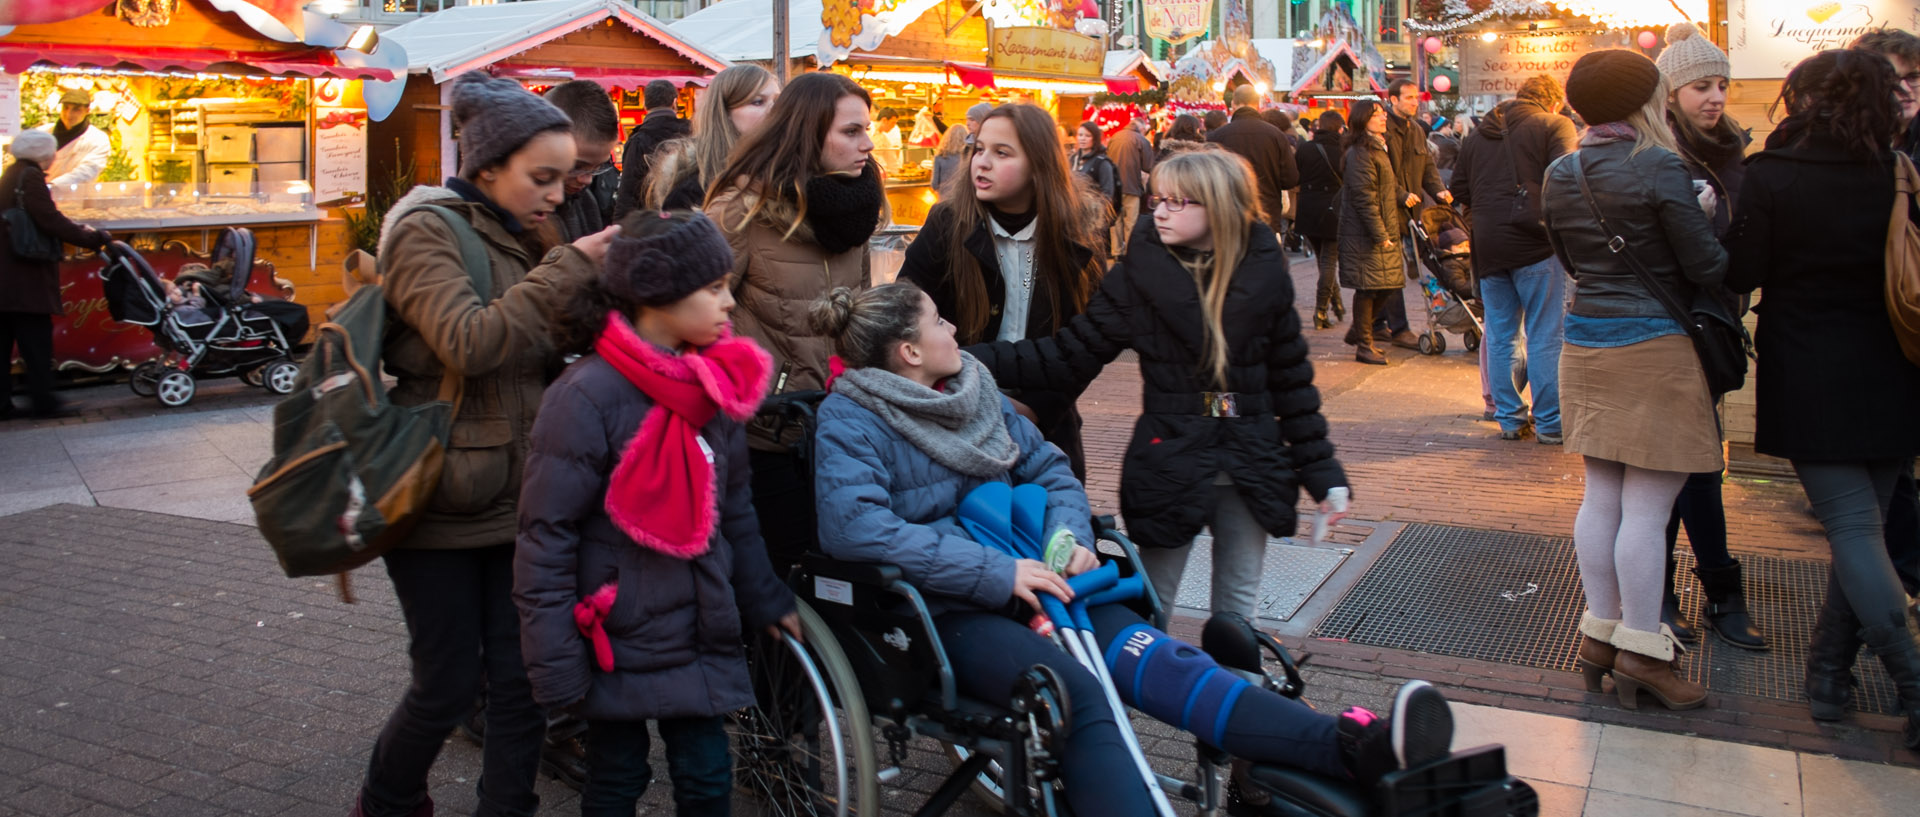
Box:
[1342,706,1379,727]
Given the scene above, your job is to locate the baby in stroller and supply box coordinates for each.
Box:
[1419,207,1475,301]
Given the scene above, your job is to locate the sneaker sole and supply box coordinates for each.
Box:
[1391,680,1454,770]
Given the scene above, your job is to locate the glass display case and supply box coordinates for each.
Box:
[52,180,320,230]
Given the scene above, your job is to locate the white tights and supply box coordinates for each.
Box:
[1574,457,1690,633]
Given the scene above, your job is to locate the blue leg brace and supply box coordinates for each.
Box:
[1103,622,1250,748]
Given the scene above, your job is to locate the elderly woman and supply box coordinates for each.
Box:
[1,130,108,420]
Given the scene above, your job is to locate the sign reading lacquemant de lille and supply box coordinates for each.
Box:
[1459,33,1633,95]
[1144,0,1212,45]
[990,27,1103,76]
[1730,0,1920,78]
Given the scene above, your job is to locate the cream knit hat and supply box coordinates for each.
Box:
[1655,22,1731,89]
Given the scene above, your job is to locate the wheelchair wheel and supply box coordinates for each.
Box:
[731,599,879,817]
[941,744,1058,815]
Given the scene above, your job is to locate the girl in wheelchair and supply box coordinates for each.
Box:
[809,283,1455,817]
[515,211,800,816]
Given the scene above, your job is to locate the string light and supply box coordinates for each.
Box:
[1546,0,1706,28]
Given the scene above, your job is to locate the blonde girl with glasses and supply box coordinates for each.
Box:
[969,146,1351,632]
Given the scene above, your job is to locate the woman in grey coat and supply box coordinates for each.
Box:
[1338,100,1403,366]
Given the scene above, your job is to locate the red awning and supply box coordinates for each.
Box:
[944,62,996,90]
[0,44,395,80]
[1104,76,1144,94]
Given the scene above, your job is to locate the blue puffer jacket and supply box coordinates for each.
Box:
[514,355,794,720]
[814,390,1095,616]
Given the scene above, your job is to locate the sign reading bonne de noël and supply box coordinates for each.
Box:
[1144,0,1212,45]
[1730,0,1920,78]
[990,27,1103,77]
[1459,33,1633,96]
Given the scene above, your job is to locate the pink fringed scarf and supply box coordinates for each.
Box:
[594,312,772,559]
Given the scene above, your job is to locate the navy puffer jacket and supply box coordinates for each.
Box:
[814,390,1094,617]
[514,355,794,720]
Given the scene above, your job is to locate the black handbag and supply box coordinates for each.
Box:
[4,176,66,262]
[1566,152,1752,397]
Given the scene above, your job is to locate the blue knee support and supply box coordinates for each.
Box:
[1103,622,1248,748]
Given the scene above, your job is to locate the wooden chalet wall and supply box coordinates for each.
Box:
[367,80,447,190]
[503,18,709,72]
[862,0,990,63]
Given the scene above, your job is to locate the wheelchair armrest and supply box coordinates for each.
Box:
[797,553,904,589]
[1091,523,1168,630]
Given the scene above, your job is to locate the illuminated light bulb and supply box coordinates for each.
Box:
[1480,32,1498,43]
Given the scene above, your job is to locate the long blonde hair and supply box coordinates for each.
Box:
[692,65,776,191]
[1621,74,1679,157]
[1151,149,1259,389]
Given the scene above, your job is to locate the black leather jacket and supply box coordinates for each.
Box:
[1542,139,1727,319]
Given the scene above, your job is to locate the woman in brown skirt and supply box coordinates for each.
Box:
[1541,50,1729,712]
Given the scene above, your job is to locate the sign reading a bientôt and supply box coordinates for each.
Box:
[990,27,1103,77]
[1459,33,1633,96]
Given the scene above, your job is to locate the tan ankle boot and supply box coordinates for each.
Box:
[1610,624,1707,710]
[1578,612,1620,693]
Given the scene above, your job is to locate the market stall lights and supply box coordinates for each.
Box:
[1481,32,1498,42]
[1546,0,1708,28]
[25,66,290,83]
[309,0,352,14]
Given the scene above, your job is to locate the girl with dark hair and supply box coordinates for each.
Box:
[704,70,884,567]
[811,282,1454,817]
[898,103,1105,478]
[1157,114,1205,160]
[1338,99,1401,365]
[1070,120,1119,210]
[517,210,798,815]
[1652,22,1769,651]
[1725,49,1920,747]
[645,64,780,210]
[1296,111,1346,329]
[352,71,620,817]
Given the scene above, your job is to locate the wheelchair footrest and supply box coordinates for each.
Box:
[1242,744,1537,817]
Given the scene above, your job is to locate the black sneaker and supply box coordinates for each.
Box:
[1336,681,1454,786]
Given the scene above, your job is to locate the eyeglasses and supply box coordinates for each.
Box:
[567,160,616,181]
[1147,195,1200,212]
[1900,71,1920,88]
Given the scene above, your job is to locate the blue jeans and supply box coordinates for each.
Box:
[581,716,732,817]
[1480,258,1566,434]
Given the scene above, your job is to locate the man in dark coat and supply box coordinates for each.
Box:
[1371,80,1453,347]
[612,80,691,219]
[1,131,107,420]
[1207,84,1299,235]
[544,80,621,242]
[1452,77,1577,444]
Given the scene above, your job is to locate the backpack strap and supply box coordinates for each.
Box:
[411,204,495,415]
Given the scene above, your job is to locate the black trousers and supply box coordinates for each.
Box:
[1887,465,1920,597]
[360,545,546,817]
[0,311,57,414]
[749,447,815,576]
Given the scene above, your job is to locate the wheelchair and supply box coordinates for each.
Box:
[729,392,1539,817]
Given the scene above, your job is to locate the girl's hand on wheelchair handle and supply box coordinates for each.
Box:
[767,611,803,643]
[1012,559,1073,613]
[1064,545,1099,577]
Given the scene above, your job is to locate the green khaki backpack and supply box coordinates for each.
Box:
[248,205,489,598]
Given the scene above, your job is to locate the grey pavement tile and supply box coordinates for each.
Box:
[1450,703,1601,788]
[1800,753,1920,817]
[1589,725,1800,817]
[91,473,256,522]
[0,485,97,517]
[1581,790,1755,817]
[1520,778,1587,817]
[70,450,250,493]
[9,785,94,817]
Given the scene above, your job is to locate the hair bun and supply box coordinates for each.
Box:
[1667,21,1699,45]
[808,287,859,337]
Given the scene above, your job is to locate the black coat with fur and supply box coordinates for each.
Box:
[968,219,1346,547]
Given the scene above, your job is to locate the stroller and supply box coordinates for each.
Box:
[100,228,310,407]
[1405,206,1484,356]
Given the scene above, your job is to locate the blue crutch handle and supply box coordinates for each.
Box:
[1040,594,1074,631]
[1079,575,1148,609]
[1066,562,1120,598]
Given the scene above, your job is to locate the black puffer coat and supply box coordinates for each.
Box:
[1338,135,1404,290]
[1293,131,1344,240]
[1724,130,1920,461]
[968,220,1347,548]
[514,356,795,719]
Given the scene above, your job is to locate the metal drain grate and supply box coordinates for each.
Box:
[1170,536,1351,621]
[1311,524,1901,715]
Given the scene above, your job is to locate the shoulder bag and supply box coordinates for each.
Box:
[4,176,66,262]
[1885,152,1920,366]
[1566,152,1752,397]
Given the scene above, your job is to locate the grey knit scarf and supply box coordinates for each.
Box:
[833,353,1018,478]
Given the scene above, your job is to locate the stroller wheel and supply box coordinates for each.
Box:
[1417,333,1436,355]
[129,362,166,397]
[263,361,300,395]
[1432,333,1448,355]
[155,371,196,407]
[1464,331,1481,353]
[241,366,265,387]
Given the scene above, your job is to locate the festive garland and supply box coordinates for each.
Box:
[1091,86,1167,107]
